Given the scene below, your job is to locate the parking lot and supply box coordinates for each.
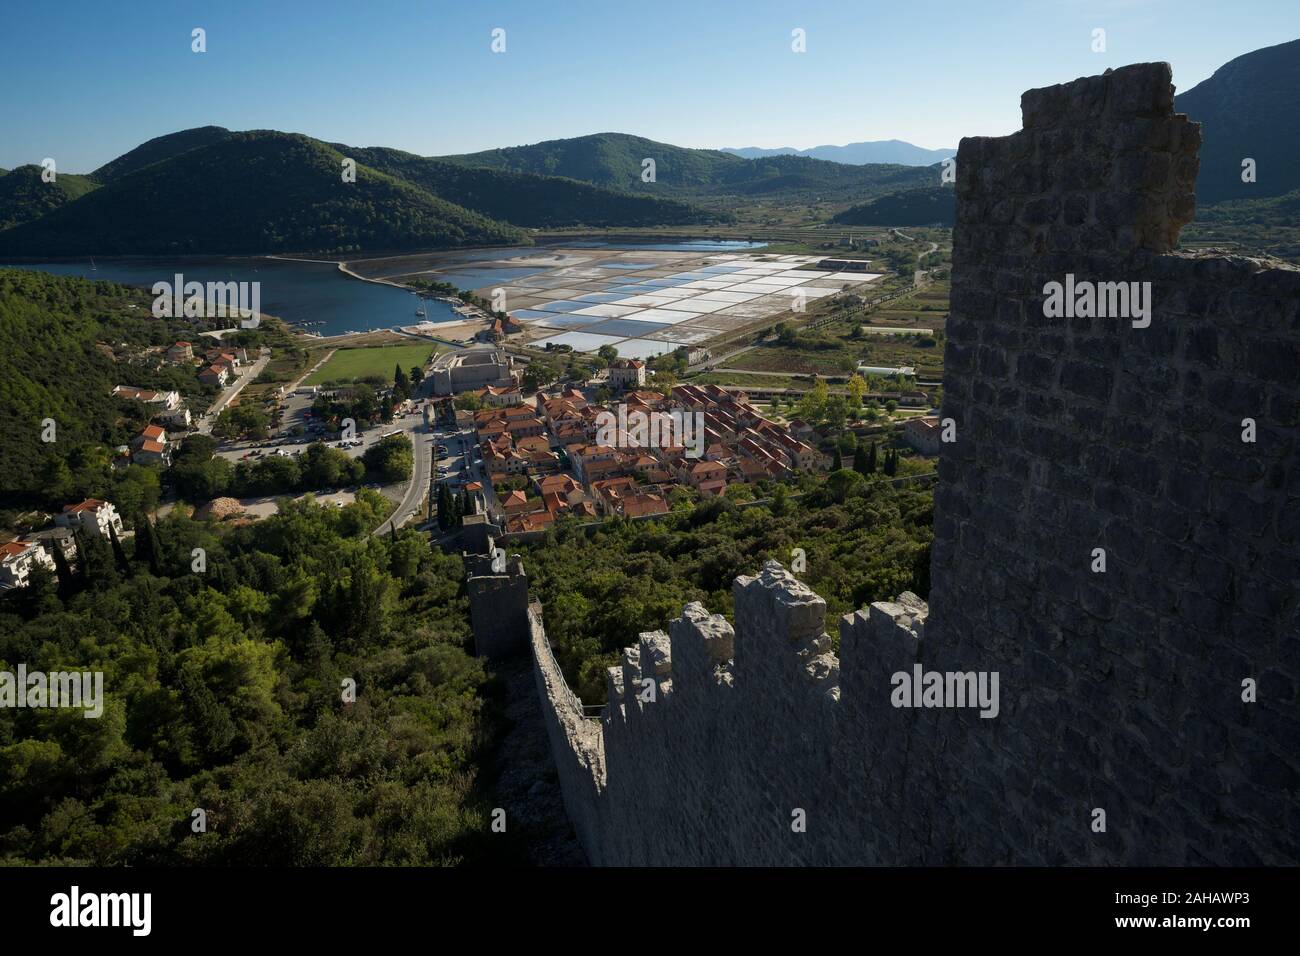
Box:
[212,402,426,465]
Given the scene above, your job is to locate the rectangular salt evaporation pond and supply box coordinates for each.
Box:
[516,312,597,329]
[508,309,570,323]
[582,318,675,338]
[692,290,764,303]
[532,330,629,352]
[531,299,597,313]
[571,303,645,318]
[625,308,697,325]
[430,265,551,287]
[608,338,686,359]
[616,292,691,306]
[663,298,726,313]
[727,281,798,293]
[573,292,630,303]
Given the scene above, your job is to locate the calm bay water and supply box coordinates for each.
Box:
[1,240,766,338]
[1,257,455,338]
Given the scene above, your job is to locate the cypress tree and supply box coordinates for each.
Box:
[867,441,878,473]
[50,537,76,596]
[436,485,450,531]
[72,529,90,586]
[884,447,898,477]
[148,519,164,575]
[134,511,163,575]
[109,523,132,577]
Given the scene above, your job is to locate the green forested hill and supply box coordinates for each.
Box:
[443,132,745,191]
[89,125,234,183]
[0,132,525,256]
[441,132,934,202]
[832,185,955,227]
[0,165,99,231]
[335,144,721,228]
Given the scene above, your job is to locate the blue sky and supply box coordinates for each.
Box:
[2,0,1296,172]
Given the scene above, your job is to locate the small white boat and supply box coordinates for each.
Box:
[415,308,426,317]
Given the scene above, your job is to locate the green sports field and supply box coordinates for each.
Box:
[303,343,436,386]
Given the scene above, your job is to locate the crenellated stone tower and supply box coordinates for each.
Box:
[520,63,1299,865]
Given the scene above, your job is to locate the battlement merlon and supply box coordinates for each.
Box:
[732,561,840,701]
[667,602,735,695]
[639,631,673,702]
[957,61,1200,258]
[839,593,928,708]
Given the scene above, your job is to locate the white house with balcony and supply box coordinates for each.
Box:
[55,499,125,538]
[0,540,56,590]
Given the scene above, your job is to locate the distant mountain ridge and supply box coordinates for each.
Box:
[330,143,709,228]
[439,131,936,202]
[722,139,956,166]
[0,132,527,256]
[0,128,720,256]
[1175,38,1300,204]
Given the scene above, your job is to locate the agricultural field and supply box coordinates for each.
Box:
[862,277,950,330]
[303,342,436,386]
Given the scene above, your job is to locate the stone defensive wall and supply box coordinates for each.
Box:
[518,62,1298,865]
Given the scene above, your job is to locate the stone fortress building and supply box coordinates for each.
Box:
[470,63,1299,865]
[430,347,515,395]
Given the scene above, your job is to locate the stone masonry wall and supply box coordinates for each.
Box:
[521,63,1299,865]
[467,550,531,659]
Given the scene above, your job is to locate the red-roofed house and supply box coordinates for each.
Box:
[0,540,56,590]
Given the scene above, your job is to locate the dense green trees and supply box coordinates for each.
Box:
[212,404,270,440]
[0,496,507,865]
[520,484,933,703]
[361,435,414,485]
[0,270,207,504]
[171,436,385,502]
